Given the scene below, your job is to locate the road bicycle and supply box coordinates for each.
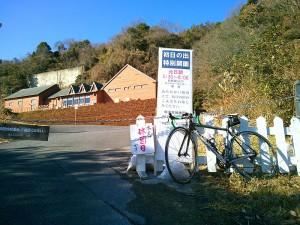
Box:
[165,112,278,184]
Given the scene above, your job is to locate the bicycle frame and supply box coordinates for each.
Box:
[170,113,239,168]
[191,121,228,166]
[192,118,258,167]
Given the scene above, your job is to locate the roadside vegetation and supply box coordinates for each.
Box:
[194,171,300,224]
[128,171,300,225]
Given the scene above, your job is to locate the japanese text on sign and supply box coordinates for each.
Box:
[162,50,190,69]
[130,123,155,155]
[0,126,47,133]
[136,126,151,152]
[0,123,50,141]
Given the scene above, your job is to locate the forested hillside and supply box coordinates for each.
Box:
[1,0,299,122]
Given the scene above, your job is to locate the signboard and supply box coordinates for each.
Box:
[156,47,193,117]
[130,123,155,155]
[155,48,193,162]
[0,123,50,141]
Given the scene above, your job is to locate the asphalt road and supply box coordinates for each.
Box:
[0,125,144,225]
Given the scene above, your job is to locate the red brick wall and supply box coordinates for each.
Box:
[90,91,103,104]
[5,96,40,112]
[103,65,157,103]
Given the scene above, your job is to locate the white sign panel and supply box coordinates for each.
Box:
[130,123,155,154]
[157,47,193,117]
[154,118,171,160]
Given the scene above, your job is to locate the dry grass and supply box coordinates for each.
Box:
[193,170,300,225]
[193,125,299,224]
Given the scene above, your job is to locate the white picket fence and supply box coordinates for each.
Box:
[130,115,300,177]
[200,115,300,175]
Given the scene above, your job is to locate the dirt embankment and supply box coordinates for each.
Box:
[15,99,157,126]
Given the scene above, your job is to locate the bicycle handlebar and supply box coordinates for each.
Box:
[168,112,202,128]
[168,112,239,128]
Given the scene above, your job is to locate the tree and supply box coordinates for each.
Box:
[28,41,57,73]
[35,42,52,55]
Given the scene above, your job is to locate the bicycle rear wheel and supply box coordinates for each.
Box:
[229,131,277,180]
[165,127,197,184]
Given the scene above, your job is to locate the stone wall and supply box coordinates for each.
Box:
[29,66,84,88]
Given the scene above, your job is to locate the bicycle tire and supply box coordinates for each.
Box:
[229,130,277,180]
[165,127,197,184]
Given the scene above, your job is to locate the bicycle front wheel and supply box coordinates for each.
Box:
[165,127,197,184]
[229,131,277,180]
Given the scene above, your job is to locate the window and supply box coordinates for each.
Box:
[31,99,36,110]
[108,89,115,92]
[18,101,22,107]
[134,85,142,89]
[141,84,148,88]
[74,97,79,105]
[79,96,85,105]
[124,86,131,90]
[9,102,13,107]
[115,88,121,92]
[62,98,67,107]
[67,98,73,106]
[85,95,90,104]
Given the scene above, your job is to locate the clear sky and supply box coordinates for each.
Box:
[0,0,246,61]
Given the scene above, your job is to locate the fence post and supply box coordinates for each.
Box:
[239,116,249,130]
[291,117,300,175]
[257,116,272,173]
[274,117,290,173]
[204,115,216,172]
[238,116,253,172]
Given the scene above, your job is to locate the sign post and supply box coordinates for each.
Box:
[74,105,78,125]
[155,48,193,174]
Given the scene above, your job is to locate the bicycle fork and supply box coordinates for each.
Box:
[178,132,191,157]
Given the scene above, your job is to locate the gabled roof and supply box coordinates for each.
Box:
[47,88,69,99]
[79,84,91,93]
[102,64,156,89]
[4,84,59,100]
[90,81,103,92]
[68,85,79,95]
